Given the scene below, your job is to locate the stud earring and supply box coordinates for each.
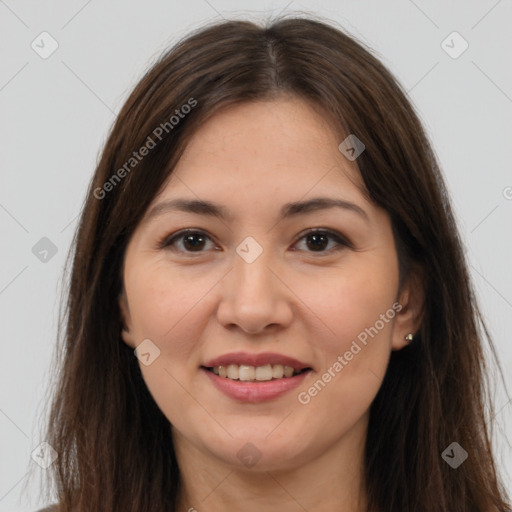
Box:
[405,333,414,342]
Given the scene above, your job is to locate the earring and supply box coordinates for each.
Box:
[405,333,414,342]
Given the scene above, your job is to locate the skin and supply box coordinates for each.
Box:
[119,97,422,512]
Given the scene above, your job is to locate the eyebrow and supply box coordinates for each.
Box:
[145,196,369,223]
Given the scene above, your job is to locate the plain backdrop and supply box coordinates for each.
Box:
[1,1,511,510]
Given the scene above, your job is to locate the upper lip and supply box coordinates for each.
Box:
[202,352,312,370]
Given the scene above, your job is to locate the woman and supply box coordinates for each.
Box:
[35,15,510,511]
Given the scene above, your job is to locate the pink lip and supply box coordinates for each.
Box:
[202,367,311,403]
[202,351,311,370]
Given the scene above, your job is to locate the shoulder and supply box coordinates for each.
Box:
[35,506,59,512]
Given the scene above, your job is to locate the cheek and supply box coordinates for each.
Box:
[124,265,216,429]
[297,255,399,419]
[303,256,399,359]
[126,261,215,340]
[294,271,397,434]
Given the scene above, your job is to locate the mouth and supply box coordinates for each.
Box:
[203,364,311,381]
[200,352,313,403]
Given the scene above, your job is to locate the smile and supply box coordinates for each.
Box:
[201,351,313,402]
[206,364,308,381]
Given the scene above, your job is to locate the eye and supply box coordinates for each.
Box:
[158,228,351,255]
[293,229,351,254]
[158,229,217,253]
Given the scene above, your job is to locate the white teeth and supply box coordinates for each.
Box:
[227,364,238,380]
[283,366,294,378]
[239,365,255,381]
[210,363,305,381]
[272,364,284,378]
[255,364,273,381]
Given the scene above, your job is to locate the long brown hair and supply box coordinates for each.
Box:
[34,14,510,511]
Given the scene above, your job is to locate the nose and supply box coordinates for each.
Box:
[216,246,294,335]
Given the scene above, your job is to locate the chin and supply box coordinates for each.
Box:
[204,430,315,473]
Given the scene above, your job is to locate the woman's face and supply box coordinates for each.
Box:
[120,97,417,472]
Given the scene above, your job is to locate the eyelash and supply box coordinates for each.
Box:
[157,228,352,256]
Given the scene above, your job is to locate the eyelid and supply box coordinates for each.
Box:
[294,227,353,250]
[158,228,218,252]
[158,227,353,254]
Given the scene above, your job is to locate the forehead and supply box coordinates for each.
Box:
[152,98,367,210]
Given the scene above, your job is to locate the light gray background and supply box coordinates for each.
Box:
[1,1,511,510]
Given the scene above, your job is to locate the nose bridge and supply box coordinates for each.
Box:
[232,237,277,302]
[216,236,292,333]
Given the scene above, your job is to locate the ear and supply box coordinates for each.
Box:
[392,267,424,351]
[119,289,136,349]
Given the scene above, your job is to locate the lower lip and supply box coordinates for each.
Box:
[201,367,311,403]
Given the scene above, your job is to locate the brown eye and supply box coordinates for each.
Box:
[294,229,351,254]
[160,230,215,253]
[159,228,350,256]
[305,232,329,251]
[182,232,208,251]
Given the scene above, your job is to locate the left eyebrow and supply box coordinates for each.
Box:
[144,196,369,224]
